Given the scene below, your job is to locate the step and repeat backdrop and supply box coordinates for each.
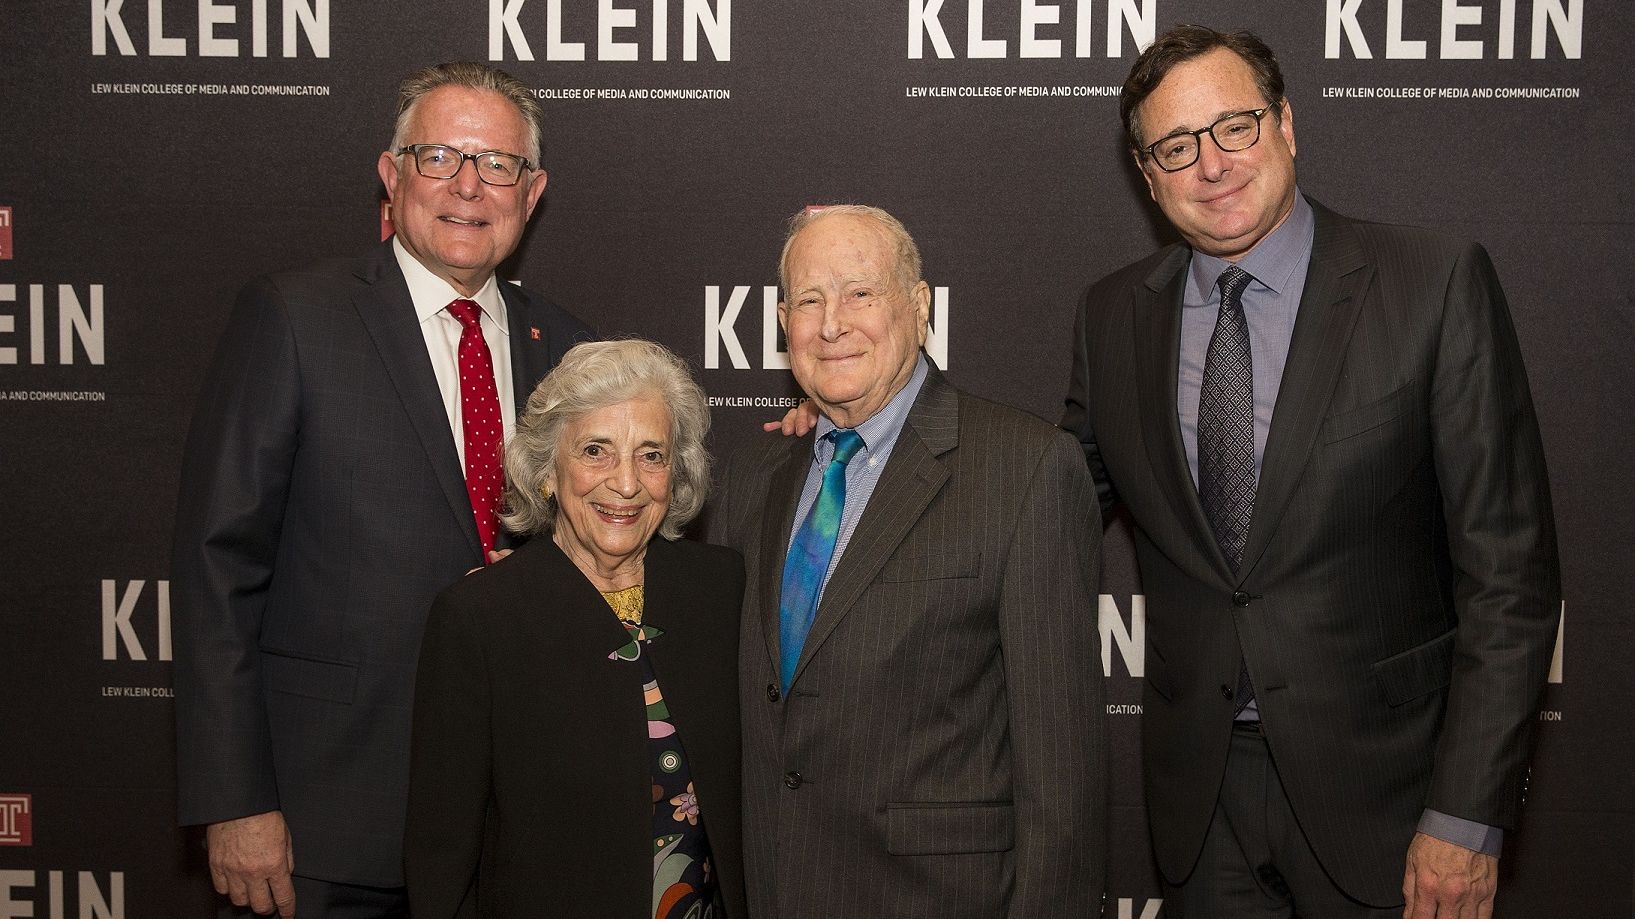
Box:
[2,1,1629,915]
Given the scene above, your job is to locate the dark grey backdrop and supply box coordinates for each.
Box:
[1,1,1627,915]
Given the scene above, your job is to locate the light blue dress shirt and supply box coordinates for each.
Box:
[786,355,930,610]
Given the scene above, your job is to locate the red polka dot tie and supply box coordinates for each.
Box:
[446,298,503,559]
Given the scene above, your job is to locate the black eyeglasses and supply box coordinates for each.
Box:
[1142,108,1270,173]
[397,144,534,187]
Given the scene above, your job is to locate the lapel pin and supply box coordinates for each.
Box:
[530,327,541,340]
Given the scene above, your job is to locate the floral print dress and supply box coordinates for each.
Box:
[604,585,722,919]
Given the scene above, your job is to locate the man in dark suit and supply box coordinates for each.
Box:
[714,205,1106,919]
[1061,25,1560,918]
[172,62,592,918]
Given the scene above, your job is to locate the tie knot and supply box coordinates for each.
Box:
[827,429,865,467]
[446,298,483,329]
[1216,265,1253,309]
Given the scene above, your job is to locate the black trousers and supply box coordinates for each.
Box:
[1162,723,1402,919]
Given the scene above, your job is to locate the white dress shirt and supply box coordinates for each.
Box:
[392,237,517,468]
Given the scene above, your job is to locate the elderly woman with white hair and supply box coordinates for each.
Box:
[405,339,746,919]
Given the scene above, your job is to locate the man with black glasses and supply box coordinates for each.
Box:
[173,61,591,918]
[1061,24,1559,919]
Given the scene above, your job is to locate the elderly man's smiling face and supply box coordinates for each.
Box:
[377,85,547,296]
[778,213,930,429]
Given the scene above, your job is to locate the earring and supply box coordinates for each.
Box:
[539,483,554,502]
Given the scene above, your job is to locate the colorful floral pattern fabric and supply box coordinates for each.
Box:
[609,613,721,919]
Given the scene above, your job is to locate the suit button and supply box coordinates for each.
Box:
[783,771,803,789]
[1232,590,1251,607]
[1220,684,1234,700]
[766,683,781,703]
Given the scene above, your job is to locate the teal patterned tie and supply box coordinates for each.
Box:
[779,429,864,691]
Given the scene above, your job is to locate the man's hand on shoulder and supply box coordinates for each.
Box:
[1402,831,1496,919]
[762,399,818,436]
[207,810,296,918]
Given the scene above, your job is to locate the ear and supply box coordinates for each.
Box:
[1132,150,1156,200]
[377,150,402,201]
[776,300,790,335]
[523,168,549,219]
[910,280,931,347]
[1277,97,1295,158]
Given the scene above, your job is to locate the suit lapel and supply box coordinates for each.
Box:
[351,243,483,559]
[758,438,809,678]
[788,369,955,689]
[500,282,551,415]
[1241,203,1372,573]
[1134,247,1232,578]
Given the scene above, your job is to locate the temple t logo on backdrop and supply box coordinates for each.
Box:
[0,795,30,847]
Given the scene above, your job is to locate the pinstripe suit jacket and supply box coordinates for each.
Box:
[1061,200,1560,905]
[714,366,1107,919]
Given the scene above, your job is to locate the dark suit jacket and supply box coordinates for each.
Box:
[713,366,1108,919]
[172,239,593,886]
[1061,199,1560,905]
[404,535,747,919]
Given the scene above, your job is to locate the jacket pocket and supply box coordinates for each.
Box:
[1320,382,1413,445]
[885,801,1015,855]
[1369,627,1455,706]
[261,648,358,704]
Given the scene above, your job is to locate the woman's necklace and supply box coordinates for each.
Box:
[601,584,644,625]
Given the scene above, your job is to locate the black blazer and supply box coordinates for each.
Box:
[172,239,593,885]
[1061,199,1559,905]
[405,535,747,919]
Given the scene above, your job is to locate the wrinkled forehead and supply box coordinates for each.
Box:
[789,216,897,282]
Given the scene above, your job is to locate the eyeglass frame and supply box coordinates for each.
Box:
[396,144,536,187]
[1139,107,1273,173]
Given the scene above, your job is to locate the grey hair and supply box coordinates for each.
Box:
[389,61,544,164]
[777,205,924,299]
[501,339,712,540]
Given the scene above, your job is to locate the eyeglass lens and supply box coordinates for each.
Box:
[409,145,526,186]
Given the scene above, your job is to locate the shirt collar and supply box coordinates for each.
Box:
[392,236,509,333]
[1186,190,1314,299]
[812,353,930,463]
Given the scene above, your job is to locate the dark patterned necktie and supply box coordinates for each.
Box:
[1197,265,1256,569]
[778,429,864,692]
[1197,265,1257,714]
[446,298,504,559]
